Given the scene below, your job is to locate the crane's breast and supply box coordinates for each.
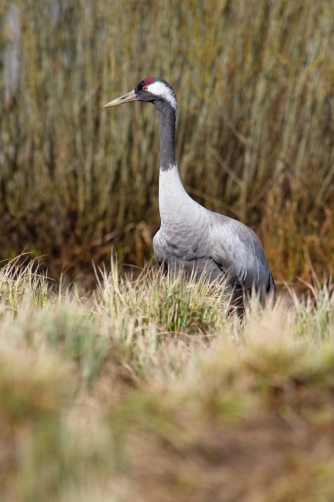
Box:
[153,228,224,280]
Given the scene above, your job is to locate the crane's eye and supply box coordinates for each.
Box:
[142,86,148,91]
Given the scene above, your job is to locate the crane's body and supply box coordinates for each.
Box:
[104,77,275,307]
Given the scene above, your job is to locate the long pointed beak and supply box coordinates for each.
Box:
[104,89,137,108]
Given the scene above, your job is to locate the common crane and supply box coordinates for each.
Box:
[104,77,275,308]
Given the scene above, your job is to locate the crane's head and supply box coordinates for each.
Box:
[104,77,177,112]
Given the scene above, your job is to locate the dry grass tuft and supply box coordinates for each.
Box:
[0,260,334,500]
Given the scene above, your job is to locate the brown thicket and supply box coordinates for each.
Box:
[1,0,334,283]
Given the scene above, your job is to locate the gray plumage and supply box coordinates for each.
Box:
[104,77,275,307]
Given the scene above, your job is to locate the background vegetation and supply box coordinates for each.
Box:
[1,2,334,498]
[1,0,334,284]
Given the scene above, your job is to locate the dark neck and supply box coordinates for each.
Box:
[155,100,177,171]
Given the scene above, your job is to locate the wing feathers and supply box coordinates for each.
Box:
[153,212,275,296]
[209,214,272,292]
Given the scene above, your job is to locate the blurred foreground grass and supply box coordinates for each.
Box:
[1,0,334,283]
[1,259,334,501]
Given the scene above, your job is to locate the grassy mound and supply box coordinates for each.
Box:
[0,260,334,501]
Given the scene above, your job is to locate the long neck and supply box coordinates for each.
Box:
[154,100,207,236]
[156,101,177,171]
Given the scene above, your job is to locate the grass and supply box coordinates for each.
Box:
[1,259,334,501]
[1,0,334,282]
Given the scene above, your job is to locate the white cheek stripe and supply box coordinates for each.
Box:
[148,82,177,110]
